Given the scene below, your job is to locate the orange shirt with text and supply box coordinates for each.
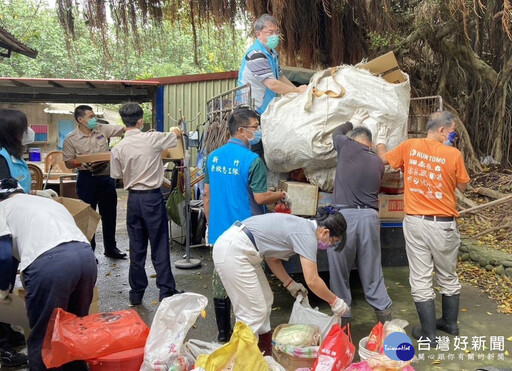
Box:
[385,139,470,217]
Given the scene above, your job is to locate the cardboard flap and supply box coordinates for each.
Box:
[358,51,406,84]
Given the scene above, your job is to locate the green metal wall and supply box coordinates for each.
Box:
[163,78,237,132]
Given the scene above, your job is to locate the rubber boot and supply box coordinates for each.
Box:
[258,331,273,356]
[213,298,232,343]
[375,307,393,324]
[436,294,460,335]
[411,300,437,346]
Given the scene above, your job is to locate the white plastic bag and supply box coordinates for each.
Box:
[262,65,410,173]
[140,293,208,371]
[288,294,339,341]
[182,339,222,366]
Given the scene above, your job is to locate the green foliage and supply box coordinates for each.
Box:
[0,0,246,79]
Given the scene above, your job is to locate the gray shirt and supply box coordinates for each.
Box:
[332,122,383,210]
[243,213,317,262]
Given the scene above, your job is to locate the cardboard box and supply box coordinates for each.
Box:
[54,197,101,241]
[380,171,404,194]
[76,152,111,164]
[279,180,318,216]
[359,51,406,84]
[162,128,185,160]
[378,193,405,220]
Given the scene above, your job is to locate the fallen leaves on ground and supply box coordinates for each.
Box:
[457,261,512,314]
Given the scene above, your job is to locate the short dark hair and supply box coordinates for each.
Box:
[350,126,373,143]
[0,109,28,159]
[0,177,24,200]
[119,103,143,127]
[315,206,347,252]
[426,111,455,132]
[74,105,93,122]
[227,108,259,136]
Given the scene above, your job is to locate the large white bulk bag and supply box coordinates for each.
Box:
[261,65,410,173]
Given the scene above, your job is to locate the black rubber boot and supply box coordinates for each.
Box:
[213,298,232,343]
[436,294,460,335]
[375,307,393,324]
[411,300,437,346]
[257,331,273,356]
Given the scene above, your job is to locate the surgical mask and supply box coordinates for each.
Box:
[21,127,35,145]
[249,129,262,145]
[443,131,458,146]
[86,117,98,130]
[265,35,279,49]
[317,241,330,251]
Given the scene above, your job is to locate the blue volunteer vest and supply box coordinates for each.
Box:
[238,39,280,114]
[0,148,31,193]
[207,138,263,244]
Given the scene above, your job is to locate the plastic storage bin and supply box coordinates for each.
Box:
[87,347,144,371]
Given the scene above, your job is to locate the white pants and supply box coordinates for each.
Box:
[212,225,273,335]
[403,215,462,302]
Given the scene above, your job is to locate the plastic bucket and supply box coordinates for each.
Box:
[28,148,41,162]
[87,347,144,371]
[358,336,379,361]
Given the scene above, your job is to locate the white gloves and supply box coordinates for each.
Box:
[286,280,308,298]
[35,189,58,199]
[281,192,293,208]
[376,123,388,146]
[349,108,369,127]
[330,297,350,317]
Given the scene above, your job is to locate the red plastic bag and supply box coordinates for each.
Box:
[366,321,384,352]
[42,308,149,368]
[312,324,355,371]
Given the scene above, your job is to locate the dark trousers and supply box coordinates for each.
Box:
[23,242,97,371]
[76,171,117,253]
[0,257,19,348]
[127,191,176,302]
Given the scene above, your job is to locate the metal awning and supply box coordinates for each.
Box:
[0,26,38,59]
[0,77,158,103]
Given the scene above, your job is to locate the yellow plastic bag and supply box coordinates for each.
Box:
[195,322,268,371]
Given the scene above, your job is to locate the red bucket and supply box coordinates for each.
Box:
[87,347,144,371]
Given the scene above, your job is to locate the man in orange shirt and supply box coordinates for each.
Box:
[377,111,470,347]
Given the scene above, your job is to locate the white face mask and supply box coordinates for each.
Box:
[21,127,35,145]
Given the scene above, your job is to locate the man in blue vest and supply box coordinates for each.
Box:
[238,13,307,158]
[203,107,287,343]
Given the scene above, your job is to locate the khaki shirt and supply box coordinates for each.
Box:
[62,124,124,162]
[62,124,124,174]
[110,129,178,190]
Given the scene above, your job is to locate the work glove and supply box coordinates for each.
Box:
[285,280,308,298]
[281,192,293,208]
[330,297,350,317]
[376,123,388,146]
[35,189,58,199]
[349,108,369,127]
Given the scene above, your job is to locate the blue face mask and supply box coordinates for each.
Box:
[249,129,262,145]
[265,35,279,49]
[86,118,98,130]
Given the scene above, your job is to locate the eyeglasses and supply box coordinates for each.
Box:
[261,28,280,36]
[242,125,260,131]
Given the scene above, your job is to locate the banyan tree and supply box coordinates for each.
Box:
[56,0,512,169]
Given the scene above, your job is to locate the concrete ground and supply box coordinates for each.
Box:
[10,190,512,370]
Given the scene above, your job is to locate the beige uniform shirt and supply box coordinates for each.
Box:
[110,129,178,190]
[62,124,124,174]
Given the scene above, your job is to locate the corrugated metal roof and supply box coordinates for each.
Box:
[0,77,158,103]
[0,25,38,58]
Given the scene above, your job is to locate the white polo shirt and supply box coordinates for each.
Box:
[0,194,88,271]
